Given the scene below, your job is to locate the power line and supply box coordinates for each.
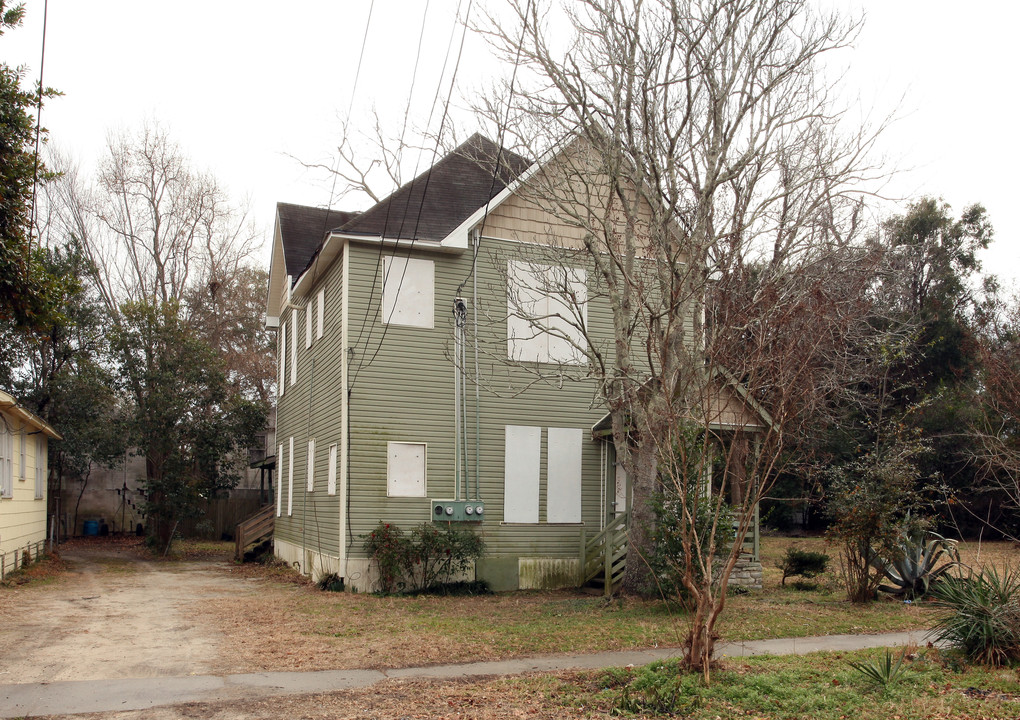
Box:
[348,0,473,389]
[28,0,49,241]
[354,0,475,378]
[349,0,443,359]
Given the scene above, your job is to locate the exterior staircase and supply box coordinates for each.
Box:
[579,512,629,596]
[234,504,275,561]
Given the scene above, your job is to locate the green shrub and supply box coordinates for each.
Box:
[363,521,485,594]
[776,547,829,586]
[364,522,410,593]
[930,566,1020,667]
[603,661,700,716]
[405,523,486,592]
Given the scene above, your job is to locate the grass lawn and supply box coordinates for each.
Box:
[195,535,1018,674]
[536,646,1020,719]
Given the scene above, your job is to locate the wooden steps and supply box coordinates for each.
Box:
[234,504,275,561]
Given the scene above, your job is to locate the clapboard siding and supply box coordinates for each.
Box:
[343,230,612,563]
[274,248,344,561]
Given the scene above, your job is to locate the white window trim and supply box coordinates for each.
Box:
[305,302,313,349]
[290,315,297,386]
[276,443,284,517]
[316,288,325,339]
[278,321,286,396]
[306,438,315,492]
[327,443,337,496]
[287,436,294,516]
[0,427,11,499]
[34,436,44,500]
[386,441,427,498]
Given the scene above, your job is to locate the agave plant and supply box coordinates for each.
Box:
[871,527,960,599]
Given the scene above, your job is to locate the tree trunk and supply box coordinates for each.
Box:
[622,440,658,594]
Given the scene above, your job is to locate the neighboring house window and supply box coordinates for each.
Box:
[503,425,541,523]
[306,439,315,492]
[287,436,294,516]
[19,429,25,480]
[305,301,313,349]
[546,428,582,523]
[278,321,286,395]
[276,443,284,517]
[386,442,426,497]
[316,288,325,339]
[381,256,434,328]
[290,314,297,386]
[327,443,337,496]
[0,426,11,498]
[507,260,587,365]
[34,436,45,500]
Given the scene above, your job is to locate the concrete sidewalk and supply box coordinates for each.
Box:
[0,630,929,718]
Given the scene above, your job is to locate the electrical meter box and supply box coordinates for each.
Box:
[431,500,485,523]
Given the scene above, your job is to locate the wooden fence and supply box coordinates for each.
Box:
[178,489,267,540]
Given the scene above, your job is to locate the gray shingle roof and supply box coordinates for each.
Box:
[277,203,360,278]
[337,133,531,242]
[277,134,532,280]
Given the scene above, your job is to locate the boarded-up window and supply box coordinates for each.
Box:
[317,288,325,339]
[387,442,426,497]
[276,443,284,517]
[287,437,294,516]
[507,261,587,364]
[35,436,44,500]
[327,443,337,496]
[382,256,434,328]
[305,302,313,349]
[306,439,315,492]
[290,314,297,386]
[278,322,286,395]
[0,427,11,498]
[546,428,582,523]
[504,425,541,523]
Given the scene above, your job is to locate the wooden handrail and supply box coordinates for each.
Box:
[579,512,629,595]
[235,504,275,561]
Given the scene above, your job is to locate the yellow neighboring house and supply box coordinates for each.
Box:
[0,389,62,573]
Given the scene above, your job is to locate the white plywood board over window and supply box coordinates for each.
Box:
[504,425,541,523]
[382,256,434,328]
[546,427,582,523]
[387,442,427,497]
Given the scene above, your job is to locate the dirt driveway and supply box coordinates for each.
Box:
[0,542,244,684]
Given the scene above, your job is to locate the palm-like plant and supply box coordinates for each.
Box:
[872,527,960,599]
[931,566,1020,666]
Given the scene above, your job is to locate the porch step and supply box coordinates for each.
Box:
[234,504,275,561]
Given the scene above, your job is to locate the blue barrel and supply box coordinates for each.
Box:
[83,520,99,536]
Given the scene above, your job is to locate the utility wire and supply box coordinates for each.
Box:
[349,0,441,358]
[28,0,49,241]
[354,0,475,377]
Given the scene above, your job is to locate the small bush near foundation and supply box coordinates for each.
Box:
[364,522,485,594]
[316,571,345,592]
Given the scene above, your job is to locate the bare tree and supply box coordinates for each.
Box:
[47,122,259,318]
[476,0,889,675]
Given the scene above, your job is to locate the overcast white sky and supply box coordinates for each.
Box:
[5,0,1018,284]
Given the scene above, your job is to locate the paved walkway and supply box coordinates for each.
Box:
[0,631,929,718]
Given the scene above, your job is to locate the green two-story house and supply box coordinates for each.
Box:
[266,134,763,592]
